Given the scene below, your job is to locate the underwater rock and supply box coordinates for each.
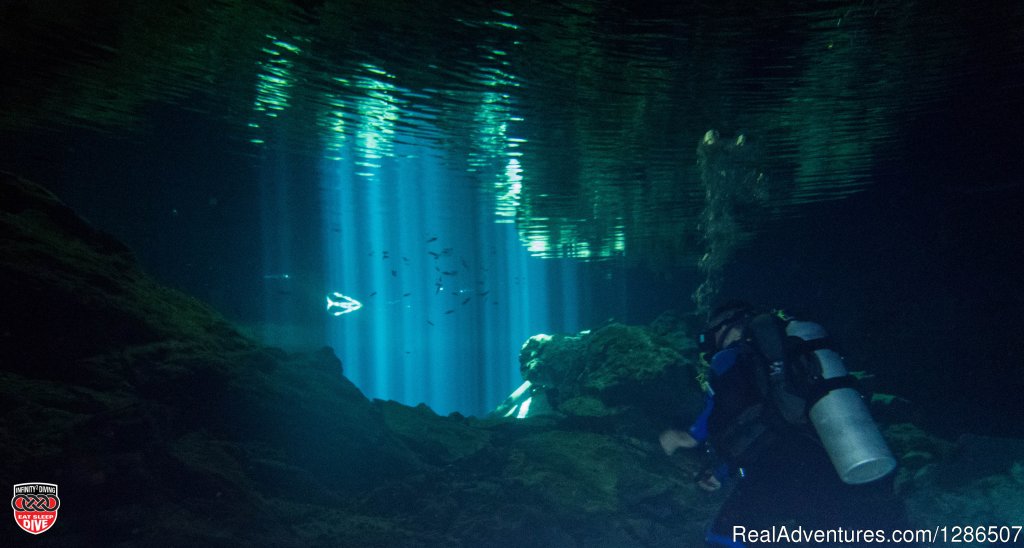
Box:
[647,309,699,353]
[519,332,587,389]
[512,322,705,427]
[0,175,421,545]
[376,400,493,466]
[0,171,249,374]
[903,434,1024,526]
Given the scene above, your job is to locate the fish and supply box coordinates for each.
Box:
[444,309,455,314]
[442,270,458,276]
[426,320,435,326]
[391,270,397,277]
[426,236,438,243]
[462,297,471,305]
[428,251,440,259]
[403,292,412,297]
[326,292,362,316]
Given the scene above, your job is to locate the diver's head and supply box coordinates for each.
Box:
[698,300,753,354]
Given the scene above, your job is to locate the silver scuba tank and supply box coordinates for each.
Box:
[786,320,897,484]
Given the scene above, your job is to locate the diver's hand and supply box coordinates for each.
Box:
[696,471,722,492]
[659,429,698,455]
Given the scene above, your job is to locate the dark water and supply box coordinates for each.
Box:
[2,0,1022,428]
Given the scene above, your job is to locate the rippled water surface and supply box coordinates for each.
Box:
[4,1,1022,416]
[7,1,1019,264]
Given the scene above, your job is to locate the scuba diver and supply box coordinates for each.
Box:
[660,301,909,547]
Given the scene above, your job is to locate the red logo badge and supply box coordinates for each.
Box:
[11,483,60,535]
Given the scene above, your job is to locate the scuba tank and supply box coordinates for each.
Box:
[785,320,897,484]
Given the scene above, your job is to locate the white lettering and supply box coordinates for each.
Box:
[22,519,50,532]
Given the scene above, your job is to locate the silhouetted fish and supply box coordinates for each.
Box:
[462,297,471,305]
[444,309,455,314]
[426,236,438,243]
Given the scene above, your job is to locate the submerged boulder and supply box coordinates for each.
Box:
[509,319,705,428]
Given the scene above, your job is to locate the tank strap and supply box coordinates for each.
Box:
[805,375,859,408]
[785,335,834,355]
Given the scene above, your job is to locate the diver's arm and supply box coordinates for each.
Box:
[659,389,714,455]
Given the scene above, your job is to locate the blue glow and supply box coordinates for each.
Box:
[516,396,533,419]
[321,139,579,416]
[509,380,532,400]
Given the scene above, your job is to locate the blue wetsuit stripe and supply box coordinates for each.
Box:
[688,347,738,441]
[710,347,739,375]
[688,393,714,442]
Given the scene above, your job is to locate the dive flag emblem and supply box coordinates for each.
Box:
[11,483,60,535]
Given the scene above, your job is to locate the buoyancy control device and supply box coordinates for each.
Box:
[750,313,897,484]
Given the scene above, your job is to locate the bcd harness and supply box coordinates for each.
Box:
[713,311,859,464]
